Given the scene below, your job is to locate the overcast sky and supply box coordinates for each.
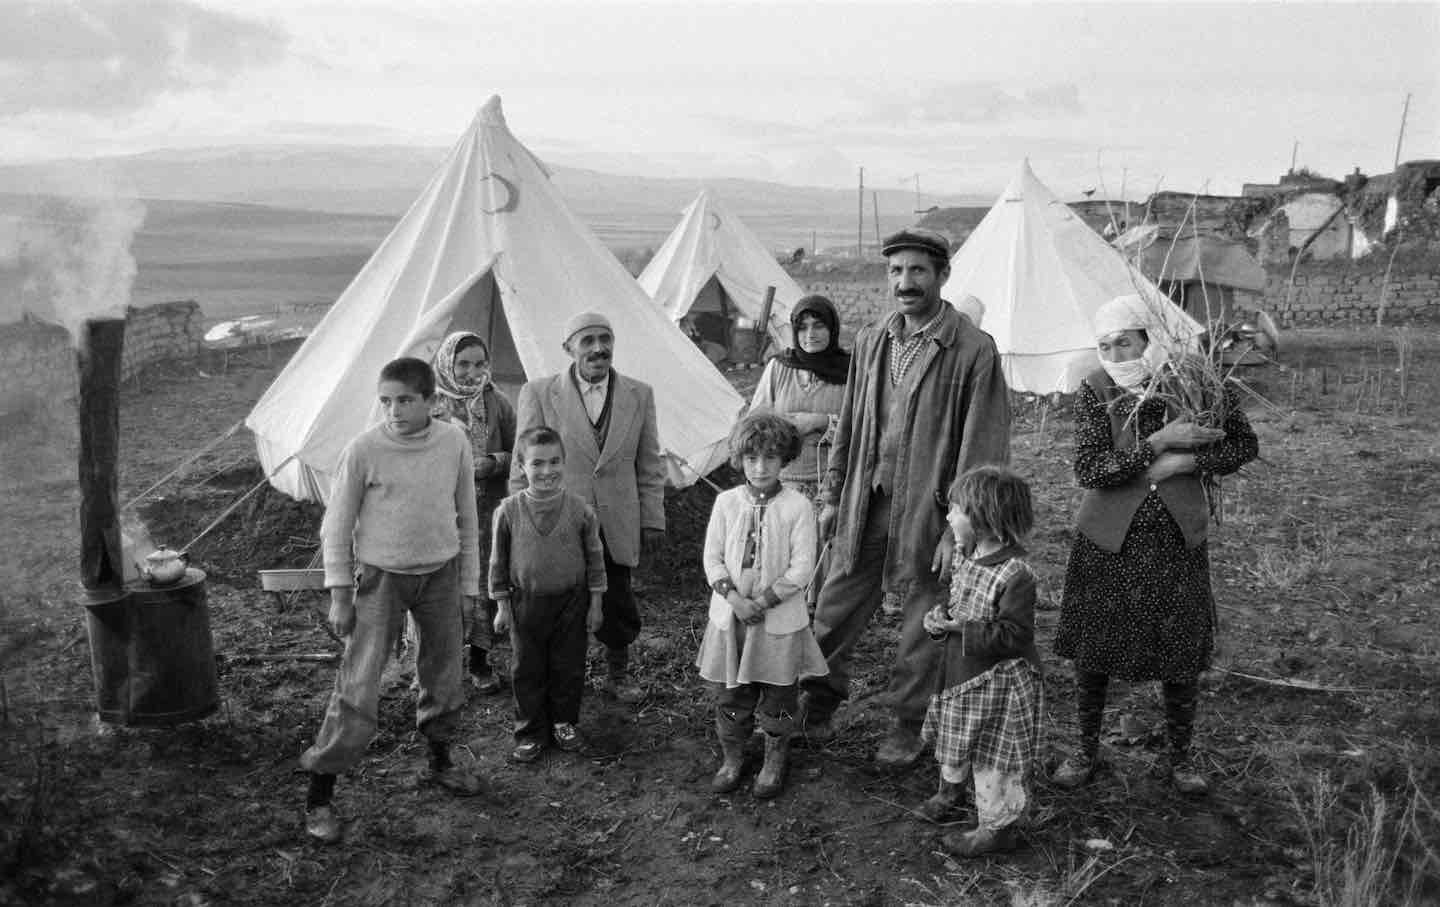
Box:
[2,0,1436,199]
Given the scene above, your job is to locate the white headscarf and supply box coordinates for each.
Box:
[1092,293,1171,393]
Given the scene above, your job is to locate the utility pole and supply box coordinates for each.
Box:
[1290,141,1299,174]
[857,166,864,258]
[913,174,923,213]
[1394,92,1411,170]
[872,191,881,245]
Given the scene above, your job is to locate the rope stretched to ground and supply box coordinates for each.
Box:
[180,454,296,553]
[661,449,724,494]
[120,420,245,512]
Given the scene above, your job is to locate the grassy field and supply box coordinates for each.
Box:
[1,322,1437,905]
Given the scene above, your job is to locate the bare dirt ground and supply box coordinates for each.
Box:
[2,325,1438,906]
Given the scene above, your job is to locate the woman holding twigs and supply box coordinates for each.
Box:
[431,331,517,695]
[746,295,850,503]
[1051,294,1258,796]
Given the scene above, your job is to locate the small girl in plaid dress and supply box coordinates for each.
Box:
[918,465,1041,858]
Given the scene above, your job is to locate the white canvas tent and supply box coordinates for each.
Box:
[942,161,1203,393]
[246,96,744,501]
[638,190,803,358]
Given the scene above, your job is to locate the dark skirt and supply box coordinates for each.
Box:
[1054,496,1214,683]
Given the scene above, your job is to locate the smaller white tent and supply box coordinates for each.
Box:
[638,190,803,356]
[246,97,744,501]
[942,161,1203,393]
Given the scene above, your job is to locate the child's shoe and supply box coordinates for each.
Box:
[469,669,502,695]
[304,805,343,844]
[427,764,487,796]
[1169,756,1209,796]
[510,740,545,764]
[710,738,745,794]
[1050,752,1096,789]
[917,779,965,823]
[467,646,503,695]
[752,732,790,800]
[939,824,1019,858]
[552,723,585,753]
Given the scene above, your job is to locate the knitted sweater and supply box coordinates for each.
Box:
[489,490,607,601]
[320,419,480,596]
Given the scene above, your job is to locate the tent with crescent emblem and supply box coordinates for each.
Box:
[246,96,745,501]
[941,160,1203,394]
[638,190,803,364]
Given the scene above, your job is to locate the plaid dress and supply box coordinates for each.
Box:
[921,555,1041,776]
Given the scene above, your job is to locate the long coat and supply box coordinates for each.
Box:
[510,369,665,568]
[822,304,1011,588]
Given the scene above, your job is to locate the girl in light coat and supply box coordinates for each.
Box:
[697,413,828,799]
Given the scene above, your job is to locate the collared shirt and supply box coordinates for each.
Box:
[573,366,610,423]
[886,310,942,385]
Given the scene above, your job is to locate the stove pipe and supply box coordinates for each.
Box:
[77,317,126,595]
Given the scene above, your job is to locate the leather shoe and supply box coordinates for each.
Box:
[552,723,585,752]
[427,764,487,796]
[305,805,342,844]
[510,740,544,764]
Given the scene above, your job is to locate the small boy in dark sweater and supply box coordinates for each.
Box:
[491,426,607,763]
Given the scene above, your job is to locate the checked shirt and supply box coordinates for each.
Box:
[920,555,1041,775]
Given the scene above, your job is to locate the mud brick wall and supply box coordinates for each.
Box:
[119,300,205,379]
[0,300,205,416]
[1264,267,1440,324]
[800,279,890,340]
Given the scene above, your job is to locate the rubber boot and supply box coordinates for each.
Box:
[710,736,745,793]
[752,732,790,799]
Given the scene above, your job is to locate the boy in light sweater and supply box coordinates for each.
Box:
[491,426,607,764]
[300,357,485,845]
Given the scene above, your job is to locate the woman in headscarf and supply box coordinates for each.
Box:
[1051,294,1258,796]
[431,331,517,694]
[746,295,851,503]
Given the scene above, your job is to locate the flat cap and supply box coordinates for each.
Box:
[880,227,951,261]
[562,310,612,344]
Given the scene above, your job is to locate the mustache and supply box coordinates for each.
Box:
[585,352,611,361]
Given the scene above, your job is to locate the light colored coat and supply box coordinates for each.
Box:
[510,368,665,567]
[823,304,1011,588]
[703,485,817,635]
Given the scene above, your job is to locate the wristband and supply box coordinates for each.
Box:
[712,578,735,598]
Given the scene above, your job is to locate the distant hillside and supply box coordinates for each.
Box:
[0,145,991,251]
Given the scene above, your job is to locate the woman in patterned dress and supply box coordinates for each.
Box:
[430,331,517,694]
[746,295,851,503]
[1051,295,1258,795]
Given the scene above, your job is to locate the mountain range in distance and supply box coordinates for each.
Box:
[0,144,993,253]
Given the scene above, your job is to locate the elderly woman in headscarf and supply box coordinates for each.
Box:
[747,295,852,503]
[1051,294,1258,796]
[430,331,517,694]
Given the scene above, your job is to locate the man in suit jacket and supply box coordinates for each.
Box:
[511,311,666,703]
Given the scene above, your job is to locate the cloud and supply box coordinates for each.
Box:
[0,0,287,116]
[852,81,1084,127]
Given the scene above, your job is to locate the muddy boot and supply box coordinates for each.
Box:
[752,732,791,800]
[711,737,745,793]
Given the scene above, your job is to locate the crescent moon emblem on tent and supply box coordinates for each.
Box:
[708,212,722,230]
[479,173,519,214]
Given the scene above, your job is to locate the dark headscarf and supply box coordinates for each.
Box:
[778,295,850,385]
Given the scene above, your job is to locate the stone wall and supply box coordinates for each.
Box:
[1263,267,1440,324]
[0,300,205,417]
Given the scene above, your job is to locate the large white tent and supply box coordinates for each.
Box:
[638,190,803,356]
[246,96,744,501]
[942,161,1203,393]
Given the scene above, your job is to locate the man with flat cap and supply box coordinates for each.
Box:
[800,228,1012,768]
[511,311,666,704]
